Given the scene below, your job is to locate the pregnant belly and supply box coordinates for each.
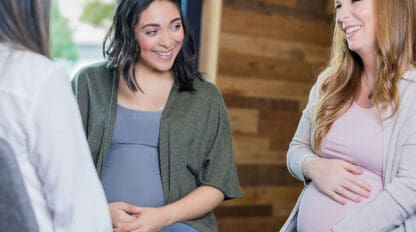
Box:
[297,169,383,232]
[101,145,165,207]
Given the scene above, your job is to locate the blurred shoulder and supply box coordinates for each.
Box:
[0,46,68,98]
[3,47,59,78]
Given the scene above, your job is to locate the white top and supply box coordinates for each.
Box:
[0,43,112,231]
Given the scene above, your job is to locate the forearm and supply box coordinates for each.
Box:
[162,185,224,225]
[286,81,320,181]
[287,141,317,182]
[334,182,416,231]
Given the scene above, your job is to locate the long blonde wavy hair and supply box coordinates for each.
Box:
[313,0,416,152]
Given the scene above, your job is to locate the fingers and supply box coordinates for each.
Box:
[310,158,375,206]
[126,205,142,214]
[328,191,346,205]
[334,185,362,203]
[334,176,373,203]
[342,162,372,198]
[343,162,363,175]
[349,175,372,192]
[116,202,142,214]
[110,202,141,230]
[346,182,370,198]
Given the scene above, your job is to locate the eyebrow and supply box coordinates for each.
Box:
[141,17,182,29]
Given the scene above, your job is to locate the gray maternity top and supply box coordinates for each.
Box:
[101,105,164,207]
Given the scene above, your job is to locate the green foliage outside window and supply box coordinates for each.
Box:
[50,0,79,62]
[79,0,114,28]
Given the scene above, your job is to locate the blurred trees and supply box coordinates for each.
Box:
[50,0,79,62]
[80,0,114,27]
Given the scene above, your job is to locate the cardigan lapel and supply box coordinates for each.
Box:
[381,75,412,184]
[157,79,180,204]
[381,105,394,184]
[97,69,119,176]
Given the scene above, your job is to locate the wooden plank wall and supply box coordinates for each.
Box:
[214,0,333,231]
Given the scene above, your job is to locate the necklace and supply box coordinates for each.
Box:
[362,74,374,99]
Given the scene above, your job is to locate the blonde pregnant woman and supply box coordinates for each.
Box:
[281,0,416,231]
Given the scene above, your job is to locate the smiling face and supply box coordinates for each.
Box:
[335,0,377,57]
[134,0,184,74]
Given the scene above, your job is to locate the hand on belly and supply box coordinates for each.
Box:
[304,157,372,204]
[298,166,383,232]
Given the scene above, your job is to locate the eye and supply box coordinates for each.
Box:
[145,30,157,36]
[334,0,342,10]
[334,1,341,10]
[335,3,341,10]
[170,23,182,32]
[352,0,361,2]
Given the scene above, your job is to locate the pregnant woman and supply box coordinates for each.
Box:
[281,0,416,231]
[72,0,242,231]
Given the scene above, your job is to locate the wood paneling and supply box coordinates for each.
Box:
[220,32,329,63]
[218,217,282,232]
[223,0,331,21]
[228,186,302,205]
[233,135,270,153]
[218,75,311,102]
[215,0,332,231]
[237,164,299,186]
[228,108,259,134]
[221,7,331,45]
[215,205,273,217]
[234,150,287,165]
[223,94,299,111]
[218,49,324,84]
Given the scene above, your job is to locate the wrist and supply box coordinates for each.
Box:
[302,156,319,181]
[160,205,176,226]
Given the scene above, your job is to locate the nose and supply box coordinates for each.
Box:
[336,5,351,28]
[159,30,173,48]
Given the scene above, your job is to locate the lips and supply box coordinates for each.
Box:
[153,49,173,60]
[344,25,362,38]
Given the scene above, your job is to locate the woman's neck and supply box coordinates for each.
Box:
[117,65,174,111]
[360,51,377,85]
[354,51,378,107]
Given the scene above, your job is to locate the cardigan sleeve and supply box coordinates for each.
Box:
[191,87,243,200]
[287,79,320,183]
[333,128,416,231]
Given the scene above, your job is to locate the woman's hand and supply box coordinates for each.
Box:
[115,207,169,232]
[113,186,223,232]
[109,202,142,229]
[303,157,372,204]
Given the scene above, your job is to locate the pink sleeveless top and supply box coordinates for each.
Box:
[297,103,384,231]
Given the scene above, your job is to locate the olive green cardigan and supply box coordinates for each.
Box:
[71,62,243,231]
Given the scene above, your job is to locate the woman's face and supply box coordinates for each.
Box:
[134,0,184,73]
[335,0,376,57]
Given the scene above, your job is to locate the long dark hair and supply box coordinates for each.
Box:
[0,0,50,57]
[103,0,201,92]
